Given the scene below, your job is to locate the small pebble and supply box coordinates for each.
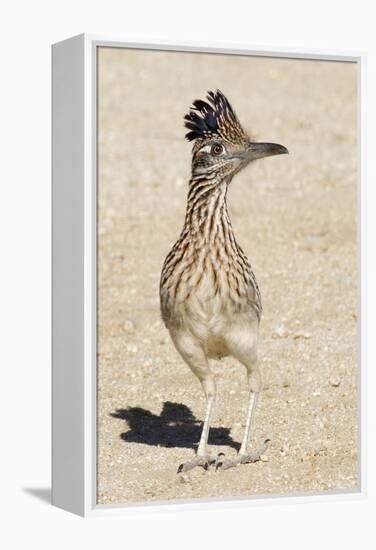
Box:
[329,376,341,387]
[126,343,138,353]
[313,445,327,456]
[293,331,312,340]
[123,320,135,331]
[260,455,269,462]
[280,443,290,456]
[272,324,288,339]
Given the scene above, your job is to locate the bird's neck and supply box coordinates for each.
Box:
[183,175,234,247]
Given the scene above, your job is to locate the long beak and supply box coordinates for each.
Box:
[247,142,289,161]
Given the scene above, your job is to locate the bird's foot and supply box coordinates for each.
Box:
[216,439,271,471]
[177,453,219,473]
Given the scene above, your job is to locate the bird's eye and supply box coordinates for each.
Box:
[211,143,224,156]
[197,142,226,157]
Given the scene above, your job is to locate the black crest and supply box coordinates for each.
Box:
[184,90,248,144]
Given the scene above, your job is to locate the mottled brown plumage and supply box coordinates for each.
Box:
[160,90,288,471]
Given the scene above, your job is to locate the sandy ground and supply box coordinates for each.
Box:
[96,48,358,505]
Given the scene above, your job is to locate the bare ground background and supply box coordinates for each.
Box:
[96,48,358,505]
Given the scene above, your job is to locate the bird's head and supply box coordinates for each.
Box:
[184,90,288,179]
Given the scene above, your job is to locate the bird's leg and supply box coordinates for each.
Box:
[178,387,216,472]
[177,375,217,473]
[197,390,214,456]
[238,390,270,460]
[172,332,222,473]
[217,369,270,470]
[240,391,260,454]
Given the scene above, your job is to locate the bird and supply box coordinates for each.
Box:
[159,90,288,472]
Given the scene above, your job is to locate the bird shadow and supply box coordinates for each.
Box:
[111,401,240,451]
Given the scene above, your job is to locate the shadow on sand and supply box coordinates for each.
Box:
[111,401,240,451]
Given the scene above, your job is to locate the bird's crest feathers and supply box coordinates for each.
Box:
[184,90,249,145]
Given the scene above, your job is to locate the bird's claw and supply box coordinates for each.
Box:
[177,442,271,473]
[211,452,226,470]
[177,454,217,473]
[215,439,271,470]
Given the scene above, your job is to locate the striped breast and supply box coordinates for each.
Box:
[160,181,261,328]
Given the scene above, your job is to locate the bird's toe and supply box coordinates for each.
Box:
[216,439,271,470]
[177,454,215,473]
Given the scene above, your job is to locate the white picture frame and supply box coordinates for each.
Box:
[52,33,366,517]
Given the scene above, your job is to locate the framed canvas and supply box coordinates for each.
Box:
[52,34,366,517]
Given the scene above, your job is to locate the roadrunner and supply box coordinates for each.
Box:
[160,90,288,472]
